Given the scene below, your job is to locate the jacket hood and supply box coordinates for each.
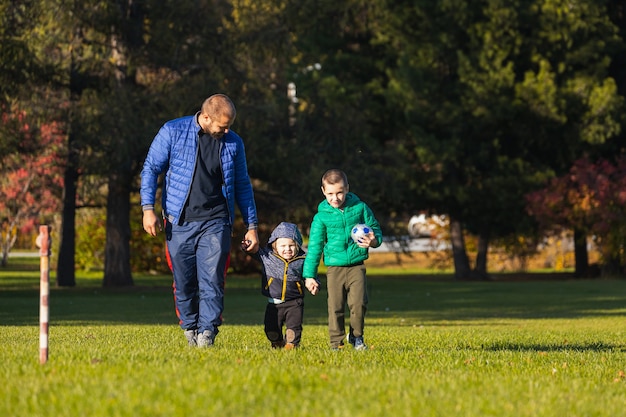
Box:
[268,222,303,247]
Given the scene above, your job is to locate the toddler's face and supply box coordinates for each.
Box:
[322,181,348,209]
[274,238,298,260]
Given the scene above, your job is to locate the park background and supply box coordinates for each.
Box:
[3,3,626,416]
[1,0,626,284]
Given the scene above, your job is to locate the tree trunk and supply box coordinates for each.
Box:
[573,228,589,278]
[101,2,140,287]
[449,215,471,280]
[103,173,133,287]
[473,231,490,280]
[56,132,79,287]
[1,220,16,267]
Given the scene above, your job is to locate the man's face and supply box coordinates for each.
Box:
[200,113,233,139]
[274,238,298,260]
[322,181,348,209]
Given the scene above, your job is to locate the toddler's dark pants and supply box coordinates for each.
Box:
[264,298,304,346]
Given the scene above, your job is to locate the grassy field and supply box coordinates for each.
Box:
[1,256,626,416]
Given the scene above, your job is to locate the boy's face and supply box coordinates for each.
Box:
[322,181,348,209]
[274,238,298,260]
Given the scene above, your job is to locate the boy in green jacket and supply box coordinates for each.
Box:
[303,169,383,350]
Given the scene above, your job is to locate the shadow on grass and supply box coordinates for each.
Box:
[2,268,626,327]
[482,341,621,352]
[365,275,626,322]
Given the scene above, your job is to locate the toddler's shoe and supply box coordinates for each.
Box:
[271,340,286,349]
[284,329,297,350]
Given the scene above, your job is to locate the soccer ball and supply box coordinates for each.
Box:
[350,223,371,243]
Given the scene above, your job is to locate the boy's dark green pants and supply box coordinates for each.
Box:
[326,264,368,348]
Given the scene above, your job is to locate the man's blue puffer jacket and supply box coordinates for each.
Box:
[140,114,258,228]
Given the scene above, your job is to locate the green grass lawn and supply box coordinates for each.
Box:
[1,257,626,416]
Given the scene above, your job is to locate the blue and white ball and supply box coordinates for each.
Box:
[350,223,371,243]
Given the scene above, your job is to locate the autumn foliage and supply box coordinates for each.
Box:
[526,157,626,268]
[0,109,64,265]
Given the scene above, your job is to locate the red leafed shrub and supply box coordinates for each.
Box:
[0,109,64,265]
[526,157,626,268]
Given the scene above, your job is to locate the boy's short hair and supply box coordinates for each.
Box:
[321,169,348,188]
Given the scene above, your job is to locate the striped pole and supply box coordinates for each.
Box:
[37,226,51,365]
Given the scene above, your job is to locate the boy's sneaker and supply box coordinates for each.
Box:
[353,336,368,351]
[184,329,197,346]
[197,330,215,348]
[347,332,356,346]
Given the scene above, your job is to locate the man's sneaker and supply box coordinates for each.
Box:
[353,336,368,351]
[197,330,215,348]
[184,329,197,346]
[347,332,356,346]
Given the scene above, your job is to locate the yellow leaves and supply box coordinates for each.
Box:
[0,221,18,240]
[567,184,599,215]
[580,78,623,144]
[517,59,565,123]
[463,357,475,365]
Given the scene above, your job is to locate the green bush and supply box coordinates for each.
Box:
[75,208,106,271]
[75,207,170,273]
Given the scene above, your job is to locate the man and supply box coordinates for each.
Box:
[140,94,259,347]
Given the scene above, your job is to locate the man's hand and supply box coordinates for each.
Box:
[142,210,161,237]
[243,229,259,253]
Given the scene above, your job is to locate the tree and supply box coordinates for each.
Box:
[526,157,626,276]
[96,0,240,286]
[376,0,623,279]
[0,111,64,266]
[232,0,415,242]
[5,0,625,280]
[11,0,245,286]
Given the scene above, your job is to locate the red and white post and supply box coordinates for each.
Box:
[36,226,51,365]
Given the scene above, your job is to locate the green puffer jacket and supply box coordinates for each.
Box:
[303,192,383,279]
